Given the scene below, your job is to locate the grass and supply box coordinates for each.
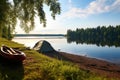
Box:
[0,38,119,80]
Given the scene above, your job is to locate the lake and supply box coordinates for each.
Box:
[12,36,120,65]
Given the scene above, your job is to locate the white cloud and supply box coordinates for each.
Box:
[63,0,120,18]
[110,0,120,11]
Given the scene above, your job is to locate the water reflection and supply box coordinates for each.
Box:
[12,36,120,65]
[67,37,120,47]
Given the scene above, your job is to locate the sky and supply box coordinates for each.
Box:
[15,0,120,34]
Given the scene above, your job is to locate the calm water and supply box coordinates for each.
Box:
[12,36,120,65]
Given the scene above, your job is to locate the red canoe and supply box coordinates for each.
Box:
[0,45,26,62]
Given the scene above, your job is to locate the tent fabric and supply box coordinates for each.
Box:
[33,40,55,53]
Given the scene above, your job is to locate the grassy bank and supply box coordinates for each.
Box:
[0,38,118,80]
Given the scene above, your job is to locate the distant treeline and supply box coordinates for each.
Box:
[67,25,120,47]
[15,34,65,37]
[0,26,13,40]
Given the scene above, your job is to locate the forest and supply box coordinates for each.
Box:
[67,25,120,47]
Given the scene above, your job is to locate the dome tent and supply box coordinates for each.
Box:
[33,40,55,53]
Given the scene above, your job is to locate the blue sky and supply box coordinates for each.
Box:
[16,0,120,34]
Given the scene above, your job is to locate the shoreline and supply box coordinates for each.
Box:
[59,51,120,66]
[44,51,120,78]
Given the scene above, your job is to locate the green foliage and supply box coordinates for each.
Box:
[67,25,120,47]
[13,0,61,33]
[0,0,61,37]
[0,26,14,40]
[0,0,16,39]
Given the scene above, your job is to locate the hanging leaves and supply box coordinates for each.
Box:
[0,0,61,34]
[13,0,61,33]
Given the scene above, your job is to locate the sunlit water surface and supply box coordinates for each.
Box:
[12,36,120,65]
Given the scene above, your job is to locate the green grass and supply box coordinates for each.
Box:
[0,38,119,80]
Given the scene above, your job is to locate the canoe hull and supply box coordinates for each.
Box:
[0,46,26,62]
